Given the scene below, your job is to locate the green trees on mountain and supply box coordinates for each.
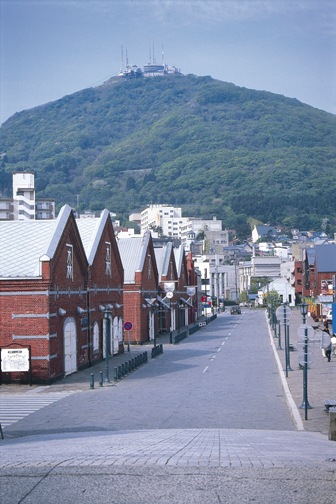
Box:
[0,74,335,238]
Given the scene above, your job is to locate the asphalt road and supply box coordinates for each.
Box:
[1,310,336,504]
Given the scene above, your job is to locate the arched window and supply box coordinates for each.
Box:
[93,321,99,351]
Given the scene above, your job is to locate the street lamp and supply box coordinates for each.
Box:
[299,302,312,419]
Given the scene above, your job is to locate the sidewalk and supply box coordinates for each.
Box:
[272,307,335,436]
[0,328,178,395]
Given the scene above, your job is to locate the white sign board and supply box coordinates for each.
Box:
[297,324,315,341]
[1,348,30,372]
[276,305,292,323]
[298,350,314,367]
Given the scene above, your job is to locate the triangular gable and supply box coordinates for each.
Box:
[118,231,153,283]
[154,242,177,283]
[77,210,124,285]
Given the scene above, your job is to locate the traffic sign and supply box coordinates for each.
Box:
[276,305,292,323]
[297,324,315,341]
[298,350,314,367]
[166,291,173,299]
[124,321,132,331]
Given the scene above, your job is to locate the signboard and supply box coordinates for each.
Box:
[186,287,196,297]
[298,350,314,367]
[124,322,133,331]
[1,348,30,372]
[166,291,173,299]
[276,305,292,323]
[164,282,175,293]
[321,331,331,349]
[297,324,315,341]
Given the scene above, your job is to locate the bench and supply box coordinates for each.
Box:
[324,400,336,412]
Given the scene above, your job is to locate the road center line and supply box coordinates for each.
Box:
[203,366,209,373]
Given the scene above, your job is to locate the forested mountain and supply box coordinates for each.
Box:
[0,74,335,238]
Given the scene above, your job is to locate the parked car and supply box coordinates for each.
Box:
[230,306,241,315]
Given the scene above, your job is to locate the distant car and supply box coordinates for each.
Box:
[230,306,241,315]
[327,309,332,321]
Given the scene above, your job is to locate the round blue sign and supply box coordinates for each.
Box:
[124,321,133,330]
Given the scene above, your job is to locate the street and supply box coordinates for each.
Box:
[1,309,336,504]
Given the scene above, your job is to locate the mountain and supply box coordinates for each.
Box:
[0,74,335,238]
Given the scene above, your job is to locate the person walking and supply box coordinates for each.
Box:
[322,328,332,362]
[331,334,336,357]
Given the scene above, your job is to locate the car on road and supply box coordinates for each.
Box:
[230,306,241,315]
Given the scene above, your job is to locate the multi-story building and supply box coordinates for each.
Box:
[140,204,188,238]
[0,172,55,221]
[181,216,229,253]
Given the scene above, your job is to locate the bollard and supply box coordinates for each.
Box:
[121,363,125,376]
[144,351,148,362]
[118,365,122,379]
[124,361,128,374]
[99,371,103,387]
[114,367,118,381]
[90,373,94,389]
[329,408,336,441]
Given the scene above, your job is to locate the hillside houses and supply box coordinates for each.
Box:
[0,206,197,383]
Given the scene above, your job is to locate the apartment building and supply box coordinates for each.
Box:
[0,172,55,221]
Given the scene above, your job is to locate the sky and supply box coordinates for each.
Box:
[0,0,335,125]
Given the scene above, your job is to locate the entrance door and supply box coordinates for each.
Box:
[149,311,155,341]
[113,316,119,355]
[64,318,77,375]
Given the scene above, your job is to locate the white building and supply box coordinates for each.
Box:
[239,256,282,294]
[181,216,229,252]
[0,172,55,221]
[140,205,188,238]
[257,278,295,306]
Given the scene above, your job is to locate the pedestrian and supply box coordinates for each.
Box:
[325,342,332,362]
[331,334,336,357]
[322,329,331,362]
[322,328,331,361]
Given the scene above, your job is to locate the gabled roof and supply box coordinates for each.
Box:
[76,210,111,265]
[154,242,173,282]
[117,231,151,283]
[255,225,277,237]
[173,245,184,278]
[314,244,336,272]
[0,205,72,278]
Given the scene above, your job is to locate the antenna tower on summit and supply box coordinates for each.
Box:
[120,45,124,73]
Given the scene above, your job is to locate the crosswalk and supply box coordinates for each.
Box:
[0,391,75,428]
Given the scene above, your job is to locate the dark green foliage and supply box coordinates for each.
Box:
[0,74,335,237]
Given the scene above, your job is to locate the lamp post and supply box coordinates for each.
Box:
[299,302,312,420]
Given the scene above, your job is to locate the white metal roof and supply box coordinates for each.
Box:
[76,210,110,266]
[117,232,150,283]
[0,205,72,278]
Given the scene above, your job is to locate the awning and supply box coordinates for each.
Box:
[180,297,193,308]
[157,296,171,310]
